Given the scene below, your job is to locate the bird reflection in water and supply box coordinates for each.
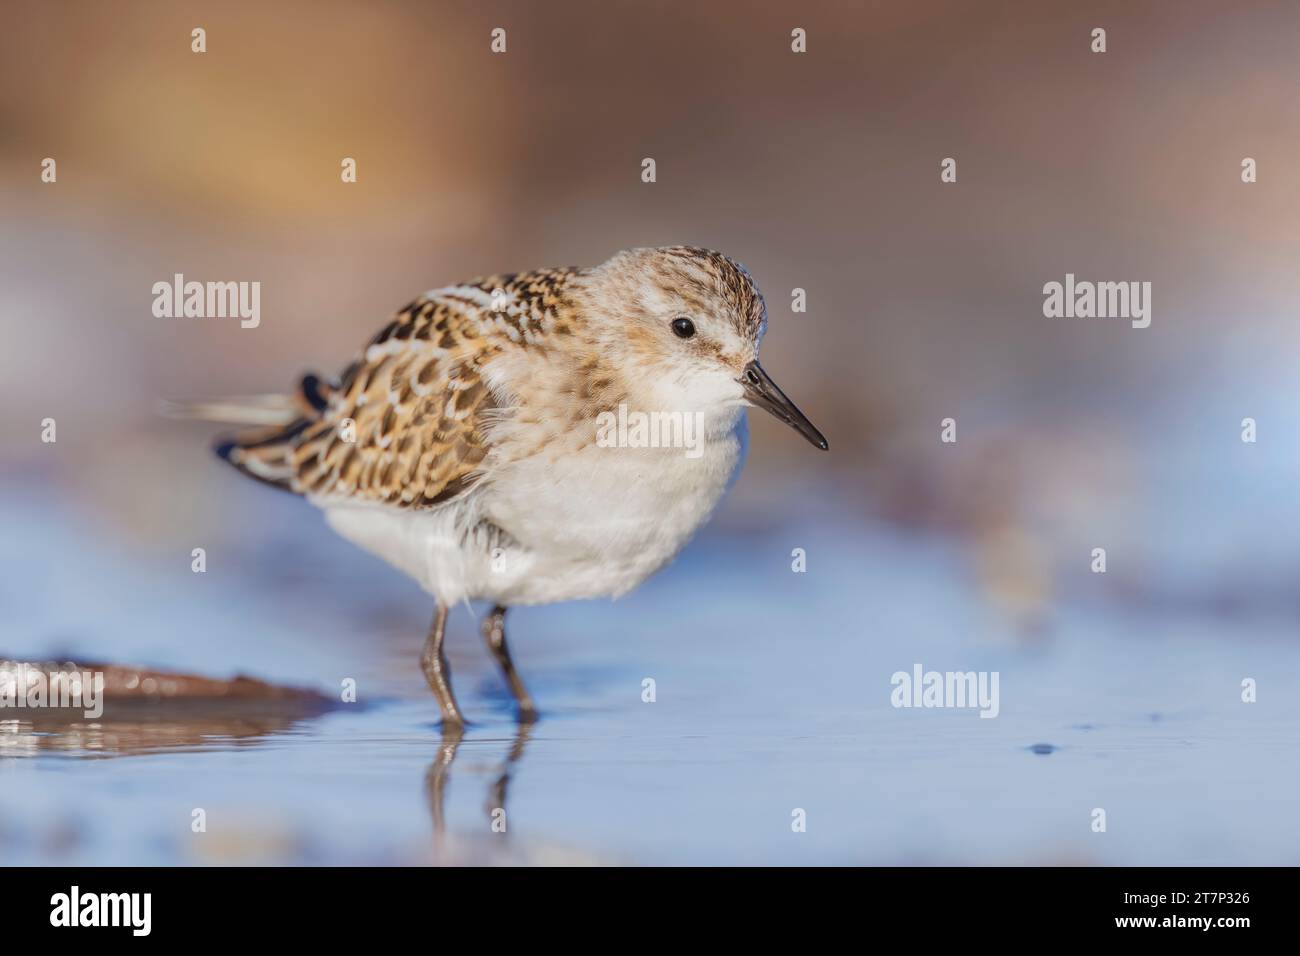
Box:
[425,720,534,854]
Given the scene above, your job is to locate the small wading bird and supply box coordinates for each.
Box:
[191,246,827,725]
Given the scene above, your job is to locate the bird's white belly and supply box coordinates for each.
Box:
[320,500,488,604]
[318,422,746,606]
[483,424,746,604]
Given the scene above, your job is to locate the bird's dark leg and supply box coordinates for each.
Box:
[421,603,464,726]
[480,605,537,721]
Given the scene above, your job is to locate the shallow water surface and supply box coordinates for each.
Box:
[2,487,1298,865]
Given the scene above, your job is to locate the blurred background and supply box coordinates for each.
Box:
[2,0,1299,865]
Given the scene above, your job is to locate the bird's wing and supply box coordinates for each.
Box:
[217,292,499,508]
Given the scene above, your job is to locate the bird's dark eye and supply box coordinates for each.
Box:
[671,317,696,339]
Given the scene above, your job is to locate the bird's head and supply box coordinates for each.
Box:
[579,245,827,450]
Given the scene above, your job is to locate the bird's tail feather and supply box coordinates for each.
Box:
[162,373,334,494]
[157,395,300,426]
[158,372,333,425]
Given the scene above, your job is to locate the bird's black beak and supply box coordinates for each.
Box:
[739,360,828,451]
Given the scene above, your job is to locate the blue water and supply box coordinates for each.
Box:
[2,479,1298,865]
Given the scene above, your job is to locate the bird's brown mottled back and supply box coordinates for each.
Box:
[216,267,582,508]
